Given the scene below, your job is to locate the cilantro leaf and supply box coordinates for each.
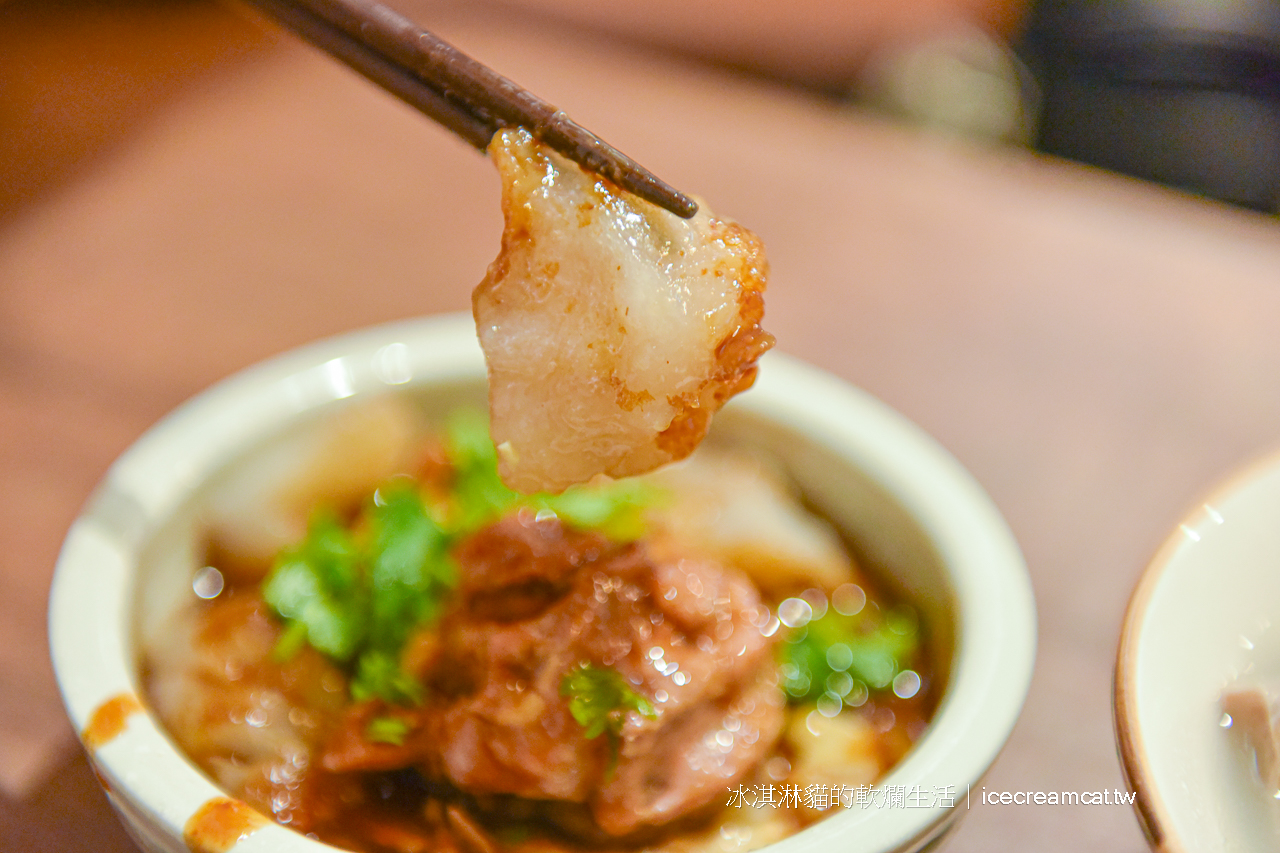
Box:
[365,715,412,746]
[445,409,521,533]
[530,479,664,543]
[263,513,367,661]
[366,484,454,653]
[263,488,455,707]
[778,603,920,702]
[351,649,424,706]
[445,408,664,541]
[560,662,656,739]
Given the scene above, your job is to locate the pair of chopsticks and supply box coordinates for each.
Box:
[242,0,698,219]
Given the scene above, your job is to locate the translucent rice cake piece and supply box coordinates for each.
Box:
[473,127,774,494]
[642,447,857,597]
[203,397,425,580]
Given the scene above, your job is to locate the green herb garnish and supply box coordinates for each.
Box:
[262,409,666,709]
[366,483,455,653]
[351,649,425,706]
[365,715,412,746]
[527,480,658,543]
[560,662,656,739]
[263,487,453,706]
[444,409,665,542]
[263,513,367,662]
[778,602,920,702]
[444,409,521,533]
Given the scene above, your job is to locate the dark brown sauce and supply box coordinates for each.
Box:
[82,692,143,750]
[183,797,271,853]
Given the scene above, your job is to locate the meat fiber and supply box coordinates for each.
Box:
[323,513,784,838]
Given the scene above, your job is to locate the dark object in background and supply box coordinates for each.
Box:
[1020,0,1280,213]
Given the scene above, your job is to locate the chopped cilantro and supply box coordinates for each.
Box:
[263,513,367,661]
[560,662,656,739]
[261,409,666,712]
[262,488,453,706]
[445,409,521,533]
[778,603,920,702]
[528,480,661,543]
[271,620,309,664]
[367,484,454,653]
[351,649,425,706]
[444,408,665,541]
[365,715,412,746]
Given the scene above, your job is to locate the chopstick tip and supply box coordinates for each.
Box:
[616,170,699,219]
[667,192,699,219]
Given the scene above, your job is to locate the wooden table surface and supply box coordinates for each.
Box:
[5,2,1280,850]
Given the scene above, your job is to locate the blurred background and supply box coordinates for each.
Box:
[5,0,1280,219]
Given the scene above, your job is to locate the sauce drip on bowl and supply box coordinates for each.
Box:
[183,797,271,853]
[83,692,143,750]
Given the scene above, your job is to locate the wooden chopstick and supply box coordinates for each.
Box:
[243,0,699,218]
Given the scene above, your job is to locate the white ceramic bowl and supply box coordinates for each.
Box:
[1117,449,1280,853]
[50,312,1034,853]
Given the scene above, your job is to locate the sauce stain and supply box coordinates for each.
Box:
[82,692,143,749]
[183,797,270,853]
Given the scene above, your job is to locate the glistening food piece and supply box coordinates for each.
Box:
[474,128,774,494]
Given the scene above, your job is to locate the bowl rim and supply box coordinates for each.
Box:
[49,311,1036,853]
[1114,444,1280,853]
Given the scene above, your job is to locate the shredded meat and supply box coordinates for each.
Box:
[473,128,774,494]
[321,512,783,839]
